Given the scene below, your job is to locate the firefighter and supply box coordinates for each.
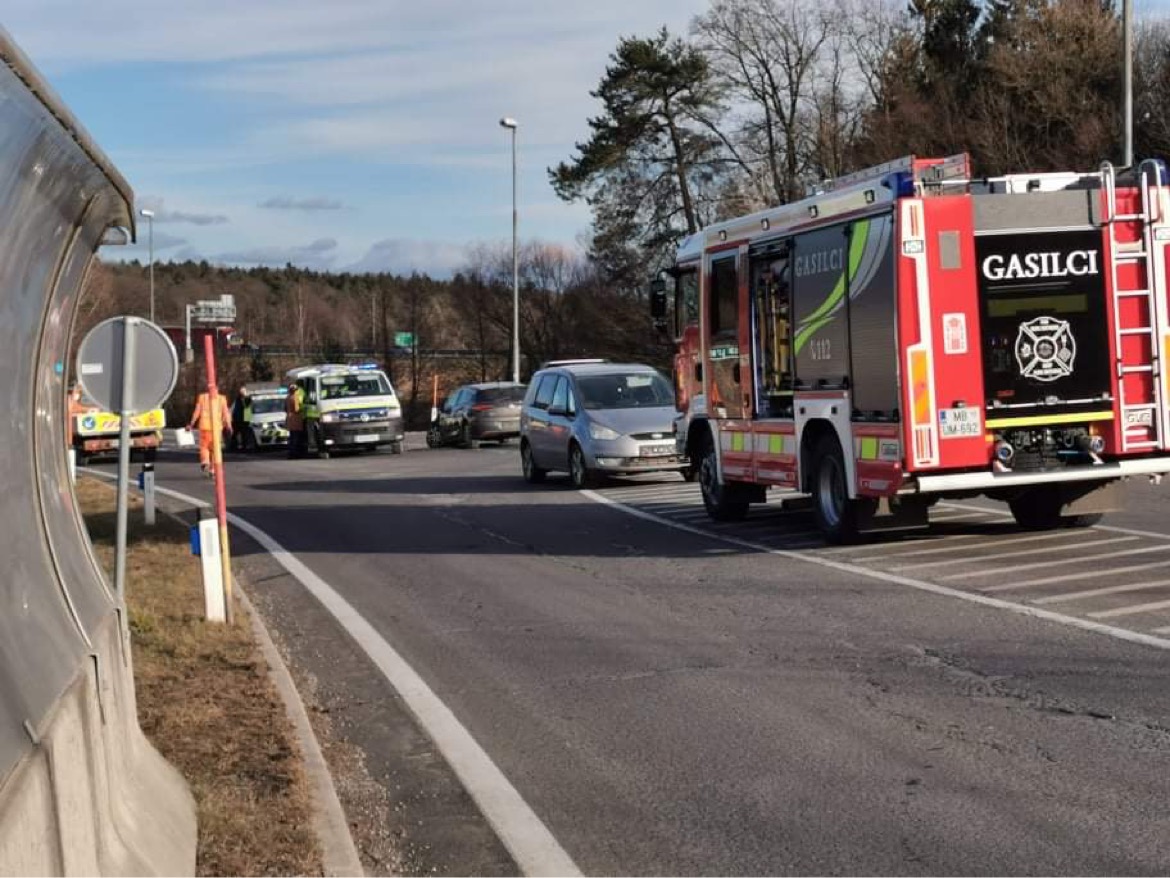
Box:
[188,389,232,476]
[230,385,253,452]
[285,382,307,459]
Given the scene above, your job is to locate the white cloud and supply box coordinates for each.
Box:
[138,197,229,225]
[259,196,347,211]
[347,238,471,277]
[216,237,339,268]
[6,1,702,68]
[126,230,187,251]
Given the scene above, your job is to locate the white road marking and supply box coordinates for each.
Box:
[848,530,1076,563]
[1032,578,1170,605]
[137,479,582,878]
[944,543,1170,582]
[941,501,1170,544]
[892,536,1136,572]
[928,510,993,521]
[1089,598,1170,619]
[983,559,1170,591]
[582,490,1170,653]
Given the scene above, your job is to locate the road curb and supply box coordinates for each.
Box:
[87,472,365,876]
[237,586,366,878]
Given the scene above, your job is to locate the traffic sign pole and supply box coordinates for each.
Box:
[76,315,179,608]
[113,317,137,603]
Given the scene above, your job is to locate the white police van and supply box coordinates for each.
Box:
[286,363,405,457]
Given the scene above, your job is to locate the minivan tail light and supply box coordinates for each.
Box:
[471,403,493,411]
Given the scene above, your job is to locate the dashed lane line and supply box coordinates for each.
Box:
[582,489,1170,653]
[1032,578,1170,605]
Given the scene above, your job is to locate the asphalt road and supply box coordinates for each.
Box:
[113,440,1170,876]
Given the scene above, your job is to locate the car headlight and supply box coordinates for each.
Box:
[589,423,622,441]
[321,413,338,423]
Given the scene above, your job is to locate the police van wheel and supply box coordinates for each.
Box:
[811,435,862,544]
[697,436,748,522]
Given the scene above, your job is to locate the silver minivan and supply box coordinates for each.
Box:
[519,362,687,488]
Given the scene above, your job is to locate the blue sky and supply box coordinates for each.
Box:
[7,0,1170,277]
[4,0,710,276]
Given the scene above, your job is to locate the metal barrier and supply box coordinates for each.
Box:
[0,26,195,875]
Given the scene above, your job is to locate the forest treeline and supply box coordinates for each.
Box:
[82,0,1170,408]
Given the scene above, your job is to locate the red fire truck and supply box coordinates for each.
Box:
[652,154,1170,541]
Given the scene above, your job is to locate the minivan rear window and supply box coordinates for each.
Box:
[477,386,526,403]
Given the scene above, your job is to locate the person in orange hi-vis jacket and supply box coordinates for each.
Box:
[188,390,232,476]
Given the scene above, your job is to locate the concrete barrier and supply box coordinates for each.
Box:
[0,26,196,876]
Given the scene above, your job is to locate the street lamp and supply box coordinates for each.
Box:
[139,208,155,323]
[499,116,520,384]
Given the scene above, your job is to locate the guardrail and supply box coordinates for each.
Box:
[0,25,195,875]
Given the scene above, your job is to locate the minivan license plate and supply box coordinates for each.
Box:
[355,434,379,443]
[641,444,674,456]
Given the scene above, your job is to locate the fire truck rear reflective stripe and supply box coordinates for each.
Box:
[909,348,931,424]
[720,431,748,453]
[985,411,1114,429]
[1164,333,1170,445]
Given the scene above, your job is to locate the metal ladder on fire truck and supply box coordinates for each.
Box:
[1101,158,1170,452]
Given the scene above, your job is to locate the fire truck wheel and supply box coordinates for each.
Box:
[697,438,748,521]
[811,435,862,543]
[521,441,546,484]
[569,443,598,489]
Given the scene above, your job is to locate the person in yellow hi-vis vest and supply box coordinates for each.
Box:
[188,390,232,476]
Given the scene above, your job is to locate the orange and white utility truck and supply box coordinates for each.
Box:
[68,386,164,464]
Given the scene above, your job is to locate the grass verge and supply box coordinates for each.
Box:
[77,476,323,877]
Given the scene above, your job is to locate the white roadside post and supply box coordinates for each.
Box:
[138,461,156,526]
[194,510,225,622]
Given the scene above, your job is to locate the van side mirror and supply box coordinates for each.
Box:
[649,277,668,320]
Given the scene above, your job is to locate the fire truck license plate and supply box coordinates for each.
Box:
[938,407,982,438]
[641,444,675,456]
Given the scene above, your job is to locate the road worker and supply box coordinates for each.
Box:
[285,382,307,459]
[188,388,232,476]
[230,385,253,452]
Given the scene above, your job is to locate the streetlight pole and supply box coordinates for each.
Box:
[1124,0,1134,168]
[499,117,520,384]
[139,208,156,323]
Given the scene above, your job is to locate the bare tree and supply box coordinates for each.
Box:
[692,0,839,204]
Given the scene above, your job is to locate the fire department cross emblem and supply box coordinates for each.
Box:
[1014,316,1076,382]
